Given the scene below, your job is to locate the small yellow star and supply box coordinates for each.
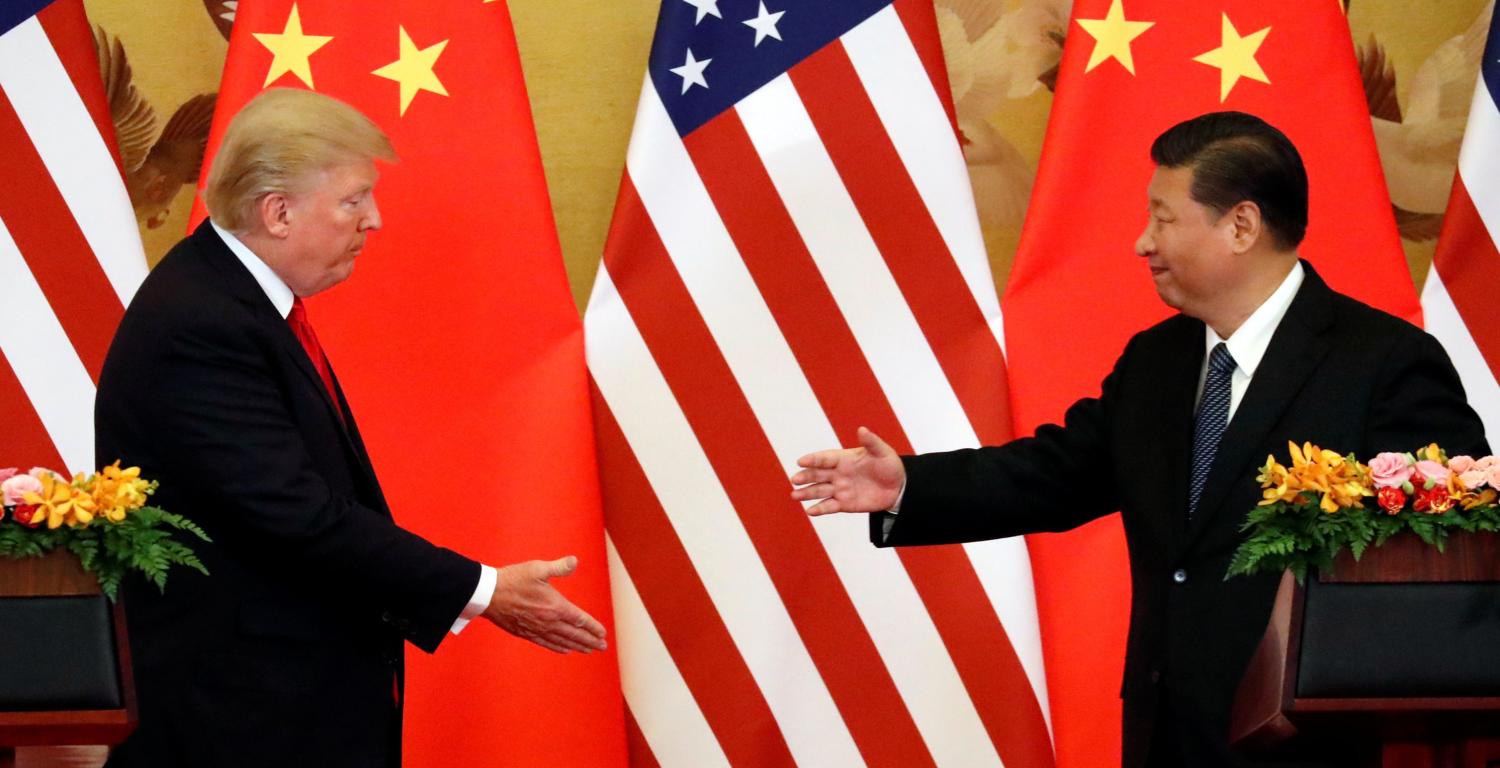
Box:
[1192,14,1271,102]
[1075,0,1154,75]
[253,3,333,88]
[371,26,450,116]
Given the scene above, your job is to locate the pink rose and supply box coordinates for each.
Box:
[1368,452,1414,489]
[1415,460,1451,488]
[1477,456,1500,490]
[1449,456,1476,475]
[0,468,16,484]
[2,474,42,506]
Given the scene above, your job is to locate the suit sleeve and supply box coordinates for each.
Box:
[147,313,479,653]
[875,344,1129,547]
[1363,328,1491,458]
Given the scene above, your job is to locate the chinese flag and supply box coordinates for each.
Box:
[189,1,626,766]
[1005,0,1415,764]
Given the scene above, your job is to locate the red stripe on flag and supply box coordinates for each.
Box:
[35,0,126,178]
[682,112,903,447]
[593,390,798,768]
[790,42,1013,447]
[1432,177,1500,380]
[604,177,938,768]
[889,0,959,134]
[686,111,1055,767]
[0,354,68,472]
[622,705,662,768]
[0,94,122,381]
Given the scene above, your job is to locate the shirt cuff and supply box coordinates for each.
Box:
[449,564,497,636]
[889,478,906,514]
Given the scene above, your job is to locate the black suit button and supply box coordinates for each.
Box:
[1172,568,1187,584]
[380,611,394,624]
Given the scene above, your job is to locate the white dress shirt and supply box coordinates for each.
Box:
[212,222,495,634]
[1196,261,1304,420]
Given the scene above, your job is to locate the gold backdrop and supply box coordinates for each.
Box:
[83,0,1493,309]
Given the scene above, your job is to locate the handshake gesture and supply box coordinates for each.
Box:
[483,556,608,654]
[789,427,907,515]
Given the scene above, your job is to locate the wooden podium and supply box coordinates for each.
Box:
[1231,532,1500,767]
[0,553,136,768]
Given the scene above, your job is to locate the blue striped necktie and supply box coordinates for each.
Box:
[1189,343,1237,519]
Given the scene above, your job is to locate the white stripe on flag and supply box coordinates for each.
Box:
[1421,267,1500,442]
[842,6,1006,355]
[624,81,1006,768]
[842,10,1050,723]
[1457,76,1500,240]
[586,265,865,768]
[607,536,731,768]
[0,17,146,307]
[735,75,977,453]
[0,215,97,475]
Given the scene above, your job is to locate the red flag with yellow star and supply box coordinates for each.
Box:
[188,1,626,766]
[1004,0,1415,764]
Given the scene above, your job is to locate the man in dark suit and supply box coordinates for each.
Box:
[95,88,607,768]
[790,112,1487,767]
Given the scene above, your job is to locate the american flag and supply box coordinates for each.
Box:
[1425,6,1500,442]
[0,0,145,476]
[585,0,1054,765]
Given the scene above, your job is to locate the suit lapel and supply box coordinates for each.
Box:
[1152,319,1205,553]
[1183,262,1335,546]
[191,222,383,499]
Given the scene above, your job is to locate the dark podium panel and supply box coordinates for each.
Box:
[1232,533,1500,768]
[0,552,136,762]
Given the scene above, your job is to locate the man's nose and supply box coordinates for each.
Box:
[1135,225,1153,256]
[363,197,382,231]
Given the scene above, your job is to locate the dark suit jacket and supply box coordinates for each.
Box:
[96,222,481,768]
[875,263,1487,768]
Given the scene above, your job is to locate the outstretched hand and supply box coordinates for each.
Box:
[483,556,608,654]
[789,427,905,516]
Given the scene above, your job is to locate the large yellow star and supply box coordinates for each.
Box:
[1192,14,1272,102]
[253,3,333,88]
[1075,0,1154,75]
[371,27,450,116]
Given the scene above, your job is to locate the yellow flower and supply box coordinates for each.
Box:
[23,474,97,529]
[89,462,154,523]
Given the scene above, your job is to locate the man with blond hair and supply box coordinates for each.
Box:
[95,88,606,768]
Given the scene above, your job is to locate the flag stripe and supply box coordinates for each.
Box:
[734,76,976,452]
[680,112,905,449]
[791,39,1011,449]
[887,0,958,133]
[0,214,97,475]
[843,6,999,346]
[1421,267,1500,442]
[623,705,663,768]
[586,263,867,767]
[600,182,934,767]
[1432,179,1500,380]
[680,110,1025,768]
[607,535,733,768]
[594,390,798,768]
[0,354,68,472]
[0,15,144,307]
[34,0,122,177]
[683,70,1051,768]
[0,91,121,380]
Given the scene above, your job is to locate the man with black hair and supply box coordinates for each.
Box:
[791,111,1486,767]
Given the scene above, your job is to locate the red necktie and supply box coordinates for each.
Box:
[287,297,343,418]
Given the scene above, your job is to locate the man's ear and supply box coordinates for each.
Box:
[1226,200,1263,253]
[257,193,293,239]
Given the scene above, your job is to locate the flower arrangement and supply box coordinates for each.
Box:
[0,463,209,600]
[1226,443,1500,583]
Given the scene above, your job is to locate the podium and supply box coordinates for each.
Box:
[0,552,136,768]
[1232,532,1500,767]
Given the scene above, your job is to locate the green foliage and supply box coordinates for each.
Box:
[1227,493,1500,584]
[1,506,210,601]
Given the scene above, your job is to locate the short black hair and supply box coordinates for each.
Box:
[1150,111,1308,250]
